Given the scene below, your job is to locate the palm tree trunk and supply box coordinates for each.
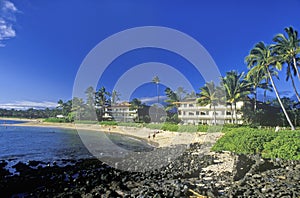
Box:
[213,105,216,125]
[231,103,234,124]
[157,83,159,103]
[293,58,300,80]
[290,74,300,102]
[264,78,269,102]
[254,88,257,111]
[267,69,295,130]
[234,102,237,124]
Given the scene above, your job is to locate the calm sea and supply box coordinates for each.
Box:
[0,120,153,167]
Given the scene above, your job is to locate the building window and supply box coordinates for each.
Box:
[183,104,187,107]
[189,104,194,107]
[189,112,194,116]
[226,111,231,115]
[200,111,206,115]
[196,111,200,115]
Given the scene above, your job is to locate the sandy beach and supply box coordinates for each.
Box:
[1,117,223,148]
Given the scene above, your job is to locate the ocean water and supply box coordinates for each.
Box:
[0,120,153,166]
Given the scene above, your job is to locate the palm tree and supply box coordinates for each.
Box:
[273,26,300,102]
[152,76,160,103]
[175,87,187,101]
[245,41,295,130]
[95,86,111,121]
[72,97,85,120]
[285,63,300,102]
[198,81,220,125]
[164,87,179,111]
[273,26,300,79]
[85,86,95,108]
[111,90,120,105]
[130,98,142,122]
[246,68,272,111]
[223,71,252,124]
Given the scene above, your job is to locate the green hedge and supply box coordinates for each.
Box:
[44,117,68,123]
[74,120,99,124]
[262,132,300,160]
[212,128,300,160]
[99,121,118,126]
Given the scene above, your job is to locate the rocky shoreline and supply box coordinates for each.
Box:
[0,143,299,197]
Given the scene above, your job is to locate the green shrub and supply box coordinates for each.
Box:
[212,128,300,160]
[197,125,209,132]
[212,128,276,154]
[44,117,67,123]
[262,131,300,160]
[99,121,118,126]
[74,120,99,124]
[161,123,179,131]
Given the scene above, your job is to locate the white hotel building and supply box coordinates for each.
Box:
[175,98,245,125]
[104,102,138,122]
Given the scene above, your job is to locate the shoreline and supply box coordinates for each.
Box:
[1,117,222,148]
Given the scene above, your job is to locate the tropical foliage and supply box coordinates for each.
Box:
[222,71,252,123]
[245,41,295,130]
[212,128,300,160]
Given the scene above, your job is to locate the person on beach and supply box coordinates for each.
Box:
[153,132,156,139]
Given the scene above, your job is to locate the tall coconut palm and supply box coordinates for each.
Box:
[85,86,95,108]
[273,26,300,79]
[152,76,160,103]
[223,71,252,124]
[111,90,120,105]
[198,81,220,125]
[273,26,300,102]
[164,87,179,111]
[285,63,300,102]
[246,68,272,110]
[130,98,142,122]
[95,86,111,121]
[245,41,295,130]
[72,97,85,120]
[176,87,187,101]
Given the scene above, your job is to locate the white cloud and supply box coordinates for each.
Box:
[3,0,17,12]
[140,95,167,104]
[0,101,58,110]
[0,0,18,46]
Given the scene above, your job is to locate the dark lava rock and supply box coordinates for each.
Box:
[233,154,255,181]
[0,143,299,198]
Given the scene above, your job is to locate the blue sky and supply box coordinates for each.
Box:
[0,0,300,109]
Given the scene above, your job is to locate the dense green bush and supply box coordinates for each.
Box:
[212,128,300,160]
[99,121,118,126]
[262,131,300,160]
[74,120,99,124]
[161,123,179,131]
[212,128,277,154]
[197,125,209,132]
[44,117,68,123]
